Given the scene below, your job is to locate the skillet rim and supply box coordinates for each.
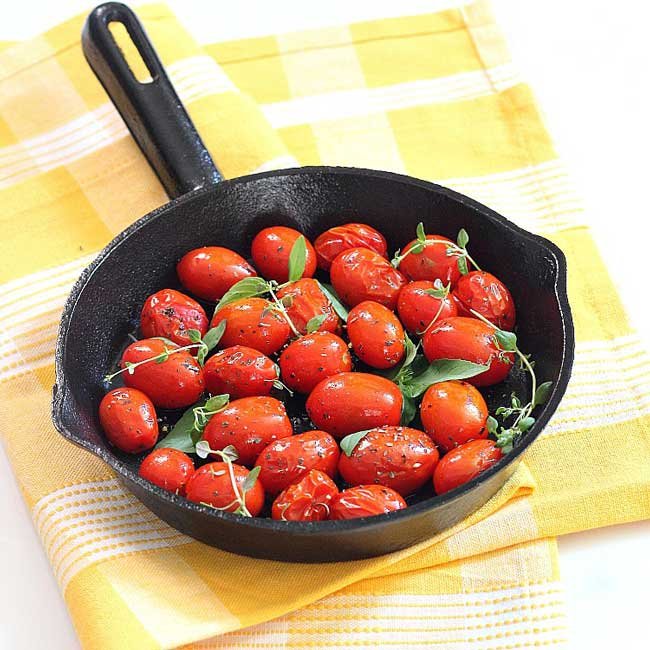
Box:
[52,164,574,535]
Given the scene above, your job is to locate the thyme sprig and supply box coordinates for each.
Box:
[418,278,452,335]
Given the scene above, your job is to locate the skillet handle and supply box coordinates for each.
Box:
[82,2,222,198]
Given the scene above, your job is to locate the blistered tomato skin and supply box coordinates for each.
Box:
[420,380,488,451]
[271,470,339,521]
[138,448,194,495]
[330,247,407,310]
[397,280,458,335]
[399,234,462,285]
[210,297,290,356]
[251,226,317,283]
[329,484,407,520]
[99,388,159,453]
[177,246,257,302]
[347,301,405,369]
[338,426,439,496]
[279,332,352,394]
[256,430,340,495]
[433,439,503,495]
[203,346,276,399]
[422,317,514,387]
[185,462,264,515]
[453,271,516,331]
[314,223,388,271]
[140,289,208,347]
[306,372,403,438]
[276,278,340,335]
[201,396,292,466]
[120,338,204,409]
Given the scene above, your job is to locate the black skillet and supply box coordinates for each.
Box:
[51,2,574,562]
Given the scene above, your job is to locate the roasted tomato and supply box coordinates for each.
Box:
[279,332,352,394]
[177,246,257,302]
[347,301,405,369]
[422,317,513,386]
[453,271,516,330]
[420,380,488,451]
[140,289,208,347]
[306,372,402,438]
[399,234,462,285]
[99,387,158,453]
[276,278,340,335]
[338,426,439,496]
[251,226,317,283]
[203,345,277,399]
[185,462,264,515]
[271,470,339,521]
[201,396,292,466]
[138,448,194,495]
[210,297,290,356]
[314,223,388,271]
[120,338,204,409]
[330,247,407,310]
[329,484,407,520]
[433,439,503,494]
[255,430,339,495]
[397,280,458,335]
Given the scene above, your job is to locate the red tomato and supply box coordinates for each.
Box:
[422,317,514,386]
[329,485,407,520]
[276,278,340,335]
[177,246,257,302]
[203,346,276,399]
[279,332,352,394]
[420,380,488,451]
[433,439,503,494]
[397,280,458,335]
[314,223,388,271]
[251,226,317,283]
[271,470,339,521]
[255,430,339,495]
[399,234,462,285]
[210,297,290,356]
[140,289,208,347]
[99,387,158,453]
[306,372,403,438]
[453,271,516,331]
[338,426,439,496]
[120,338,204,409]
[201,396,292,466]
[330,247,407,310]
[185,462,264,516]
[347,301,405,369]
[138,448,194,495]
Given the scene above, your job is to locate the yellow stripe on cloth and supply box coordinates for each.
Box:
[0,2,648,649]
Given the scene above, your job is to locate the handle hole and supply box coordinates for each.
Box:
[108,21,154,84]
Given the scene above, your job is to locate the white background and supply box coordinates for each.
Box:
[1,1,649,648]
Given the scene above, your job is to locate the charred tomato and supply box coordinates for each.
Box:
[276,278,340,335]
[399,234,462,285]
[271,470,339,521]
[314,223,387,271]
[453,271,516,330]
[329,484,407,520]
[433,439,503,494]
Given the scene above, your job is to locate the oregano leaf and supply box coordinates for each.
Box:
[306,313,328,333]
[155,401,204,452]
[416,222,426,242]
[494,329,517,352]
[187,329,202,343]
[317,281,349,321]
[215,276,270,311]
[203,321,226,352]
[242,465,261,493]
[288,235,307,282]
[457,255,469,275]
[533,381,553,407]
[401,359,489,398]
[486,415,498,435]
[457,228,469,248]
[204,394,229,411]
[400,394,417,426]
[340,430,372,457]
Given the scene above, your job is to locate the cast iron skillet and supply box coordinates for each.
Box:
[51,2,574,562]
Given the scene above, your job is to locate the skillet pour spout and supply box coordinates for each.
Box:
[51,3,574,562]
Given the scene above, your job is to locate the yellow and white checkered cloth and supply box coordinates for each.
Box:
[0,3,649,648]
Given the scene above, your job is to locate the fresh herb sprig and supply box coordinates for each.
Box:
[391,224,482,276]
[418,278,452,335]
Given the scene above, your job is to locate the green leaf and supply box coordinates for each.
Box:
[533,381,553,408]
[486,415,498,435]
[409,241,425,255]
[154,352,168,364]
[306,313,328,333]
[416,222,426,242]
[196,343,209,366]
[424,280,450,300]
[288,235,307,282]
[340,430,371,457]
[457,228,469,248]
[203,321,226,352]
[155,401,204,453]
[222,445,239,462]
[317,281,349,321]
[401,358,489,398]
[457,256,469,275]
[518,416,536,432]
[400,394,417,426]
[187,329,202,343]
[215,276,270,311]
[242,465,261,493]
[511,393,522,409]
[495,428,517,454]
[494,329,517,352]
[195,440,211,459]
[204,394,229,411]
